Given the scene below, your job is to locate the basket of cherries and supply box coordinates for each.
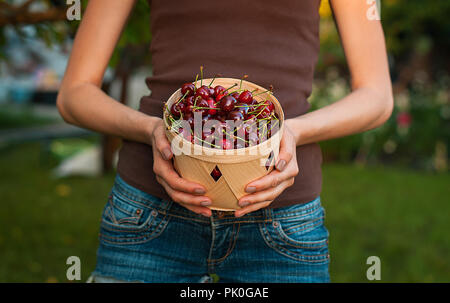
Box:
[163,74,284,211]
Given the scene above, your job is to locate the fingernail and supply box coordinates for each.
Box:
[245,186,256,193]
[162,148,172,160]
[194,188,206,195]
[239,201,250,207]
[235,212,244,218]
[276,160,286,171]
[200,201,212,206]
[201,211,211,217]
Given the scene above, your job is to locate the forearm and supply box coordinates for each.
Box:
[287,86,393,146]
[57,82,159,145]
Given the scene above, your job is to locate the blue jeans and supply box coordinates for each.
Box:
[90,174,330,283]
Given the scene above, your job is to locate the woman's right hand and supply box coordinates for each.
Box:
[150,119,213,217]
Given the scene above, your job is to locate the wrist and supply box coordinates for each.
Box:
[141,116,162,145]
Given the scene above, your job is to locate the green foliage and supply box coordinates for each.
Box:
[310,75,450,171]
[0,0,151,67]
[381,0,450,57]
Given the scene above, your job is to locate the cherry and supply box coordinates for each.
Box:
[227,110,244,121]
[231,92,240,99]
[195,86,210,99]
[219,95,237,112]
[211,167,222,179]
[195,98,209,115]
[215,93,225,102]
[207,98,217,115]
[216,112,227,122]
[214,85,226,97]
[235,102,250,115]
[238,90,253,104]
[185,96,195,106]
[181,83,195,96]
[170,102,185,118]
[264,100,275,112]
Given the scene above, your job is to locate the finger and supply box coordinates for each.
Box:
[153,125,173,160]
[156,176,212,207]
[275,129,295,171]
[245,170,283,193]
[234,201,272,218]
[153,146,207,195]
[178,202,212,217]
[245,161,297,193]
[239,179,293,207]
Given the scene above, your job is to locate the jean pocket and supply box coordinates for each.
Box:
[99,191,171,246]
[259,207,329,264]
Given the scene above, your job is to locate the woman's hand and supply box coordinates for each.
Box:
[234,122,299,217]
[151,119,213,217]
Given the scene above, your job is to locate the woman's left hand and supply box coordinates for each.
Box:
[234,122,299,217]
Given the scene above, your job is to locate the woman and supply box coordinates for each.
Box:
[57,0,393,283]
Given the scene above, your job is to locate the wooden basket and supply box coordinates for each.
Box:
[163,78,284,211]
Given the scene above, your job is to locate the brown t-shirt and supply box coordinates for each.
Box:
[117,0,323,208]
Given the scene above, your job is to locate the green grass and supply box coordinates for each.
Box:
[0,143,449,282]
[0,106,55,130]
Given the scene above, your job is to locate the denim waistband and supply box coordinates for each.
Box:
[114,174,322,225]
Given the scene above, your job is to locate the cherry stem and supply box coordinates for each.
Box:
[193,74,199,92]
[222,83,238,95]
[209,74,222,87]
[200,66,204,86]
[252,89,273,97]
[239,75,249,90]
[176,91,189,105]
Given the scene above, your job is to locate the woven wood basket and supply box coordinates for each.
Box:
[163,78,284,211]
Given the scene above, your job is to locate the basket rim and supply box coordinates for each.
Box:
[163,78,285,158]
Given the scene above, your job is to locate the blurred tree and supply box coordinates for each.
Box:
[0,0,152,172]
[318,0,450,92]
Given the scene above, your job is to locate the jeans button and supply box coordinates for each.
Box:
[272,221,279,228]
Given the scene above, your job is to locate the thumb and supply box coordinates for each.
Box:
[153,125,173,161]
[275,129,294,171]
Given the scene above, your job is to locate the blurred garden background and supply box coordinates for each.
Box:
[0,0,449,282]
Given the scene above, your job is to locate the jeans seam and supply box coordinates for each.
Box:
[99,211,170,242]
[258,221,330,263]
[207,223,240,264]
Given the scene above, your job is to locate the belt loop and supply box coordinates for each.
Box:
[264,208,272,222]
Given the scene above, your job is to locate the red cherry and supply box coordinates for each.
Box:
[215,93,225,102]
[227,110,244,121]
[214,85,226,97]
[235,102,250,115]
[264,100,275,112]
[207,86,215,96]
[181,83,195,96]
[195,98,209,116]
[211,167,222,179]
[219,95,237,112]
[216,113,227,122]
[185,96,195,106]
[238,90,253,104]
[170,102,185,118]
[195,87,210,99]
[231,92,240,99]
[206,98,217,115]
